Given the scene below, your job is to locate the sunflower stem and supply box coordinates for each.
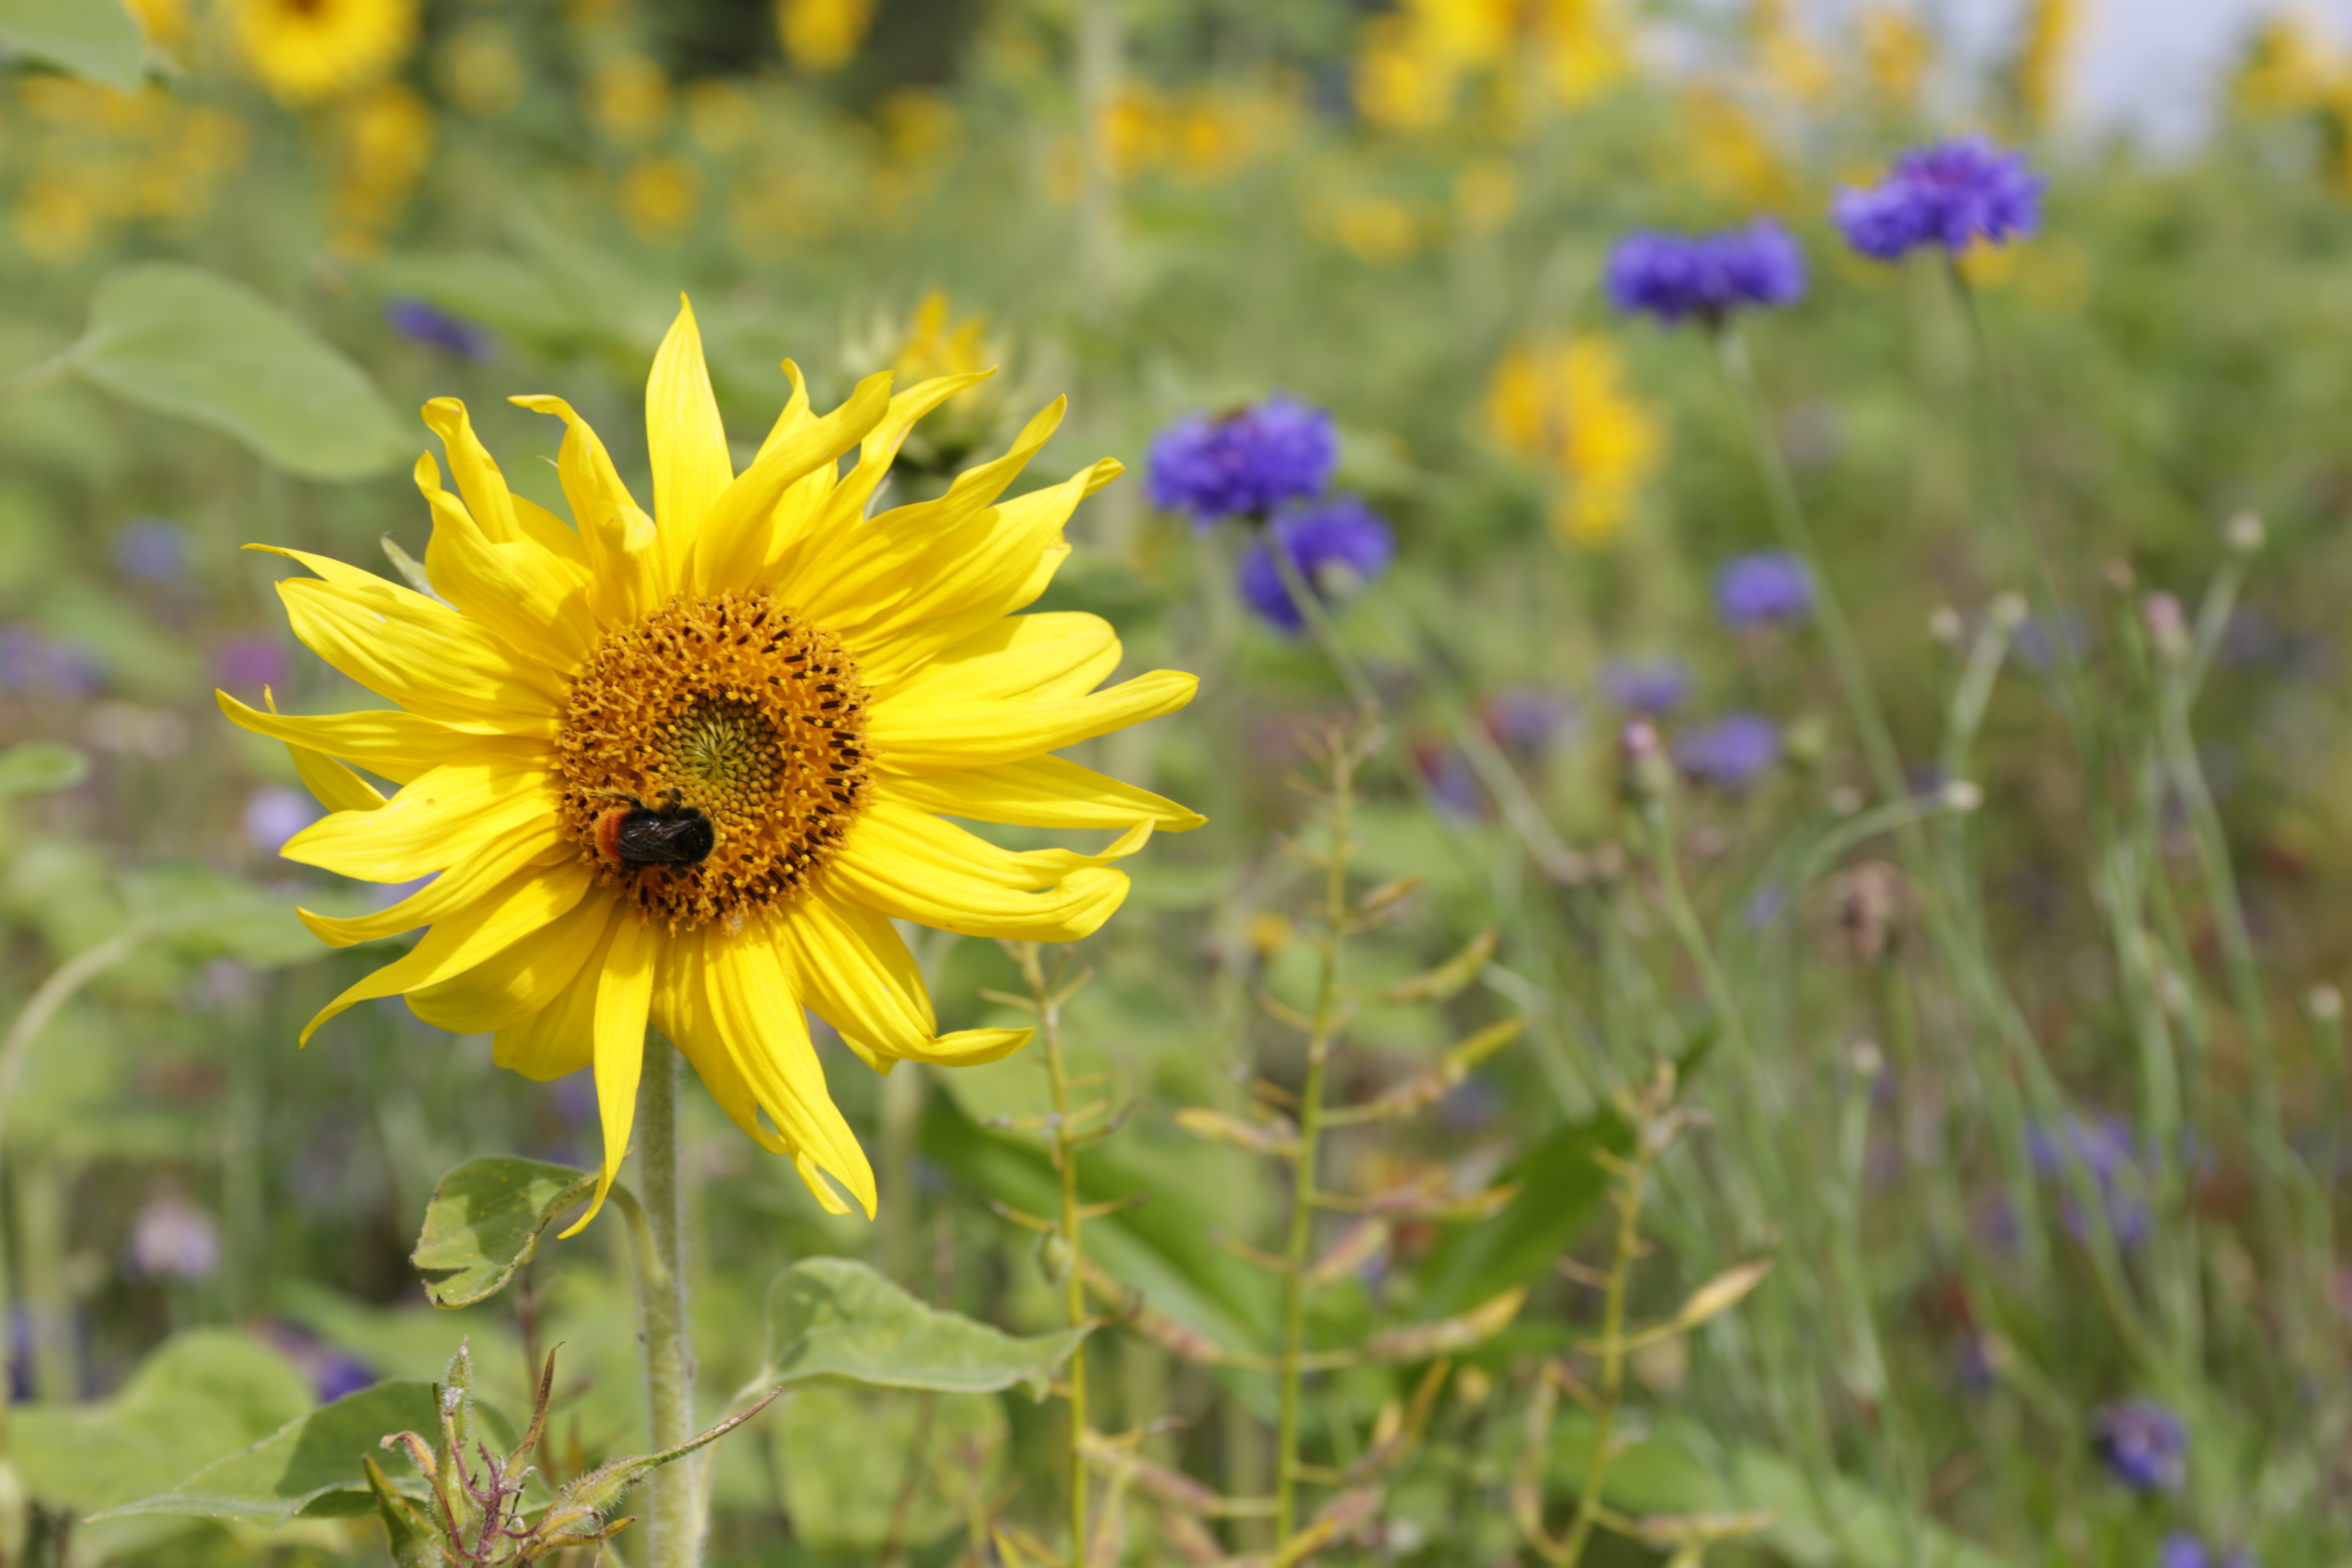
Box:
[636,1037,699,1568]
[1014,943,1092,1568]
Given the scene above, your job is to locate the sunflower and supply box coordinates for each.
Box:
[231,0,416,106]
[224,299,1201,1228]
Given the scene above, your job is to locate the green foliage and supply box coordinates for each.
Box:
[0,739,86,799]
[68,264,407,481]
[90,1380,441,1528]
[763,1257,1089,1400]
[410,1156,595,1309]
[775,1386,1007,1553]
[0,0,141,91]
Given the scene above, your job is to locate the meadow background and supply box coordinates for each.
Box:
[4,0,2352,1562]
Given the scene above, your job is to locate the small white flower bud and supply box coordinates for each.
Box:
[1989,591,2029,630]
[1929,606,1964,644]
[2141,592,2190,665]
[2309,984,2343,1023]
[2224,511,2265,554]
[1941,779,1984,814]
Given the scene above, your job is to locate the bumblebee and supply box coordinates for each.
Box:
[590,787,716,868]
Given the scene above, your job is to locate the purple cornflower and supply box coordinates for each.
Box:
[1673,713,1781,788]
[1832,136,2045,262]
[1714,551,1813,629]
[2092,1399,2187,1494]
[386,297,495,360]
[2161,1532,2255,1568]
[0,628,101,698]
[113,519,186,583]
[2027,1112,2152,1247]
[1483,686,1577,755]
[1598,656,1690,715]
[1146,395,1338,525]
[212,632,291,692]
[1605,220,1807,327]
[1416,744,1482,818]
[1236,496,1393,633]
[244,787,320,853]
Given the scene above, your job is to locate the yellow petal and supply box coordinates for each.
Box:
[868,669,1197,775]
[888,756,1207,833]
[830,457,1121,691]
[295,861,594,1045]
[415,448,599,671]
[563,912,659,1237]
[652,929,790,1155]
[251,685,391,813]
[420,397,527,545]
[775,894,1031,1069]
[263,551,565,728]
[414,892,619,1036]
[771,370,994,572]
[874,612,1119,705]
[827,800,1138,942]
[511,493,592,571]
[297,829,570,947]
[509,395,655,625]
[281,761,560,883]
[490,907,621,1081]
[645,295,733,592]
[686,370,892,598]
[218,689,548,787]
[701,928,876,1217]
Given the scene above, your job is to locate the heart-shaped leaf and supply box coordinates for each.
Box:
[763,1257,1090,1402]
[411,1156,594,1308]
[70,264,407,481]
[0,0,142,90]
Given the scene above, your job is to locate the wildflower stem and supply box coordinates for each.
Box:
[1262,533,1382,715]
[1017,943,1093,1568]
[635,1036,699,1568]
[1273,730,1359,1544]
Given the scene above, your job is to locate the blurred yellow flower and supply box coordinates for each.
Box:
[2014,0,2078,126]
[2233,16,2336,117]
[1752,0,1833,104]
[1857,6,1931,106]
[686,80,760,156]
[621,156,703,239]
[1532,0,1636,108]
[1328,194,1419,264]
[1100,82,1292,181]
[122,0,190,52]
[1356,0,1633,131]
[438,22,522,119]
[11,82,250,260]
[778,0,876,73]
[1455,157,1518,237]
[1486,336,1665,547]
[329,81,432,257]
[1357,14,1458,133]
[231,0,416,106]
[892,292,991,386]
[1681,87,1793,211]
[585,53,672,147]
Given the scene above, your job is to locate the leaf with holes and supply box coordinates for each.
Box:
[411,1156,594,1308]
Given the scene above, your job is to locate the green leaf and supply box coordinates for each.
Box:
[14,1329,312,1516]
[763,1258,1090,1401]
[411,1156,594,1308]
[90,1381,444,1528]
[1410,1110,1630,1318]
[0,740,87,800]
[119,862,325,968]
[776,1386,1007,1552]
[70,264,407,481]
[0,0,142,90]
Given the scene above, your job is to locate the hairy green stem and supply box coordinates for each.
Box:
[1274,737,1357,1543]
[1022,946,1093,1568]
[637,1038,698,1568]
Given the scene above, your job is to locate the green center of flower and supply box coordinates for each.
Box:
[555,593,874,933]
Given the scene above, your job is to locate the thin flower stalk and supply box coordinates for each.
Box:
[636,1038,698,1568]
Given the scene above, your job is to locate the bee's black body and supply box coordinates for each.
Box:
[593,789,716,867]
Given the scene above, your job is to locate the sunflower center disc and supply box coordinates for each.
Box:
[555,593,873,932]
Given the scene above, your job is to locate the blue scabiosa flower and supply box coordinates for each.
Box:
[2160,1533,2255,1568]
[1606,220,1807,328]
[1236,496,1394,633]
[2028,1112,2152,1247]
[1673,713,1781,788]
[1147,395,1339,526]
[1715,551,1814,629]
[1832,136,2045,262]
[2092,1399,2187,1494]
[1599,656,1690,715]
[385,297,496,360]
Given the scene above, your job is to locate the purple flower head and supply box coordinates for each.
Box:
[2160,1533,2256,1568]
[2092,1398,2187,1494]
[386,297,496,360]
[1416,744,1482,819]
[0,628,102,699]
[244,786,321,854]
[125,1188,222,1283]
[1832,136,2045,262]
[1599,656,1690,715]
[1147,395,1338,525]
[1674,713,1781,789]
[1483,685,1577,754]
[1236,495,1393,633]
[212,632,291,692]
[1714,551,1814,629]
[1606,220,1807,327]
[2027,1111,2152,1247]
[113,519,187,583]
